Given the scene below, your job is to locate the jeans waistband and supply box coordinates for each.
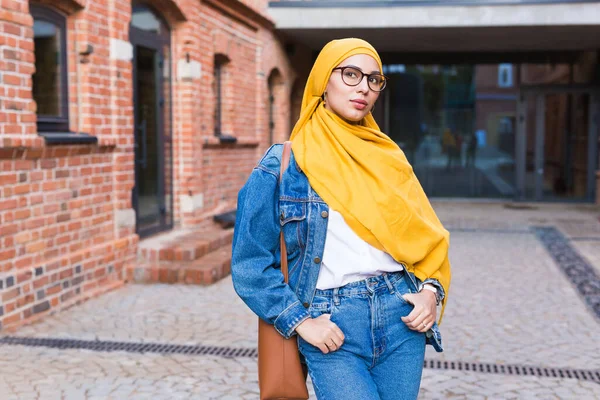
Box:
[314,270,405,298]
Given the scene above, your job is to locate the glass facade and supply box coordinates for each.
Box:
[376,59,598,201]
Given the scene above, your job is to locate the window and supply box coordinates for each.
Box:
[31,5,69,132]
[131,4,168,35]
[498,64,513,88]
[213,54,229,136]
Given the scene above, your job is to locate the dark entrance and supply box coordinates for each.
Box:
[130,4,173,237]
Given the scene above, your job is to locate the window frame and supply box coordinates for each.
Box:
[30,4,70,133]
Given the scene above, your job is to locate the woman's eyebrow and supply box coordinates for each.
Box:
[338,64,380,74]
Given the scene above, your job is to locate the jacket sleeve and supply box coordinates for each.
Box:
[418,278,445,305]
[231,166,310,339]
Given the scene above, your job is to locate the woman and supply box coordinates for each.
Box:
[232,38,451,399]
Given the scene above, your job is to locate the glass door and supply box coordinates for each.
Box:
[380,64,519,198]
[134,45,164,234]
[130,4,173,238]
[518,88,599,202]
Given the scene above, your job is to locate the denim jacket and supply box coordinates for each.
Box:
[231,144,444,352]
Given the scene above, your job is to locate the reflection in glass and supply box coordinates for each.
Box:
[378,60,597,200]
[524,93,591,200]
[380,63,517,198]
[162,44,173,229]
[131,5,167,34]
[32,19,62,117]
[134,44,173,234]
[135,46,160,229]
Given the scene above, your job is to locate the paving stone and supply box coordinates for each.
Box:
[1,203,599,398]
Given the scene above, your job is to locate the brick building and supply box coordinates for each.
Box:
[1,0,600,331]
[0,0,312,331]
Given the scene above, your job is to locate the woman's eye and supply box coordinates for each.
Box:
[345,71,358,78]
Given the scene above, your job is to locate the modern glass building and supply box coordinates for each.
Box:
[269,0,600,202]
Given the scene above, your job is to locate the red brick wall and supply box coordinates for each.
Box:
[238,0,269,14]
[0,0,140,331]
[0,0,36,141]
[0,0,307,331]
[177,0,309,225]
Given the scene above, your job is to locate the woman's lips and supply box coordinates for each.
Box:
[351,100,368,110]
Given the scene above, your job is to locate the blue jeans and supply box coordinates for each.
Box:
[297,271,426,400]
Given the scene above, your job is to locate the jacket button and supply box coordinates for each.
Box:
[321,211,328,218]
[303,302,309,308]
[314,257,321,264]
[280,212,284,221]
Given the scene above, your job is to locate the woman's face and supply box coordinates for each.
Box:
[324,54,382,124]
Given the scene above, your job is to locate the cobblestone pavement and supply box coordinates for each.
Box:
[1,202,600,399]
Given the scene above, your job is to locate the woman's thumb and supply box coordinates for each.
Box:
[402,293,415,305]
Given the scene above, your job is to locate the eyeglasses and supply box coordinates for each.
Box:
[331,66,387,92]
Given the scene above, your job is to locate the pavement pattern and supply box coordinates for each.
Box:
[1,202,599,399]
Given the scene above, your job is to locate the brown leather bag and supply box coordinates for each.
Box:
[258,141,309,400]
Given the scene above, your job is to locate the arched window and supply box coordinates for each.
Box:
[214,54,230,137]
[30,5,69,132]
[131,4,169,36]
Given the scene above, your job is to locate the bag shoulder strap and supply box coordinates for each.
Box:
[279,141,292,283]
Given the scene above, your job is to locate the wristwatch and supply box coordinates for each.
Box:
[422,284,440,305]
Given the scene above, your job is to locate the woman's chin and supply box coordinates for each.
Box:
[340,110,367,124]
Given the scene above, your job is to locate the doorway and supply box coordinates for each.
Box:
[130,4,173,238]
[516,86,599,202]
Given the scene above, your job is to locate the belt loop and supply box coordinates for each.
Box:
[383,273,395,294]
[332,288,340,306]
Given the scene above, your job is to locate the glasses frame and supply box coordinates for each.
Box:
[331,66,388,92]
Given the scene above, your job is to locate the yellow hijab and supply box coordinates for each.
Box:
[290,38,451,322]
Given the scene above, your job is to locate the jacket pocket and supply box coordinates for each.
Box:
[279,201,307,255]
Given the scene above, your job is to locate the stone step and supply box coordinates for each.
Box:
[138,227,234,263]
[127,243,232,285]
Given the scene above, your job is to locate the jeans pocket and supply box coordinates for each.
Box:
[392,275,414,305]
[298,297,333,353]
[307,296,332,319]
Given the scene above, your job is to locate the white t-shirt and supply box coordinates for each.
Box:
[316,207,404,290]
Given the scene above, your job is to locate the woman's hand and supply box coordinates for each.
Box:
[295,314,345,354]
[400,290,437,333]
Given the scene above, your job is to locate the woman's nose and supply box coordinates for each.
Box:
[356,76,370,93]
